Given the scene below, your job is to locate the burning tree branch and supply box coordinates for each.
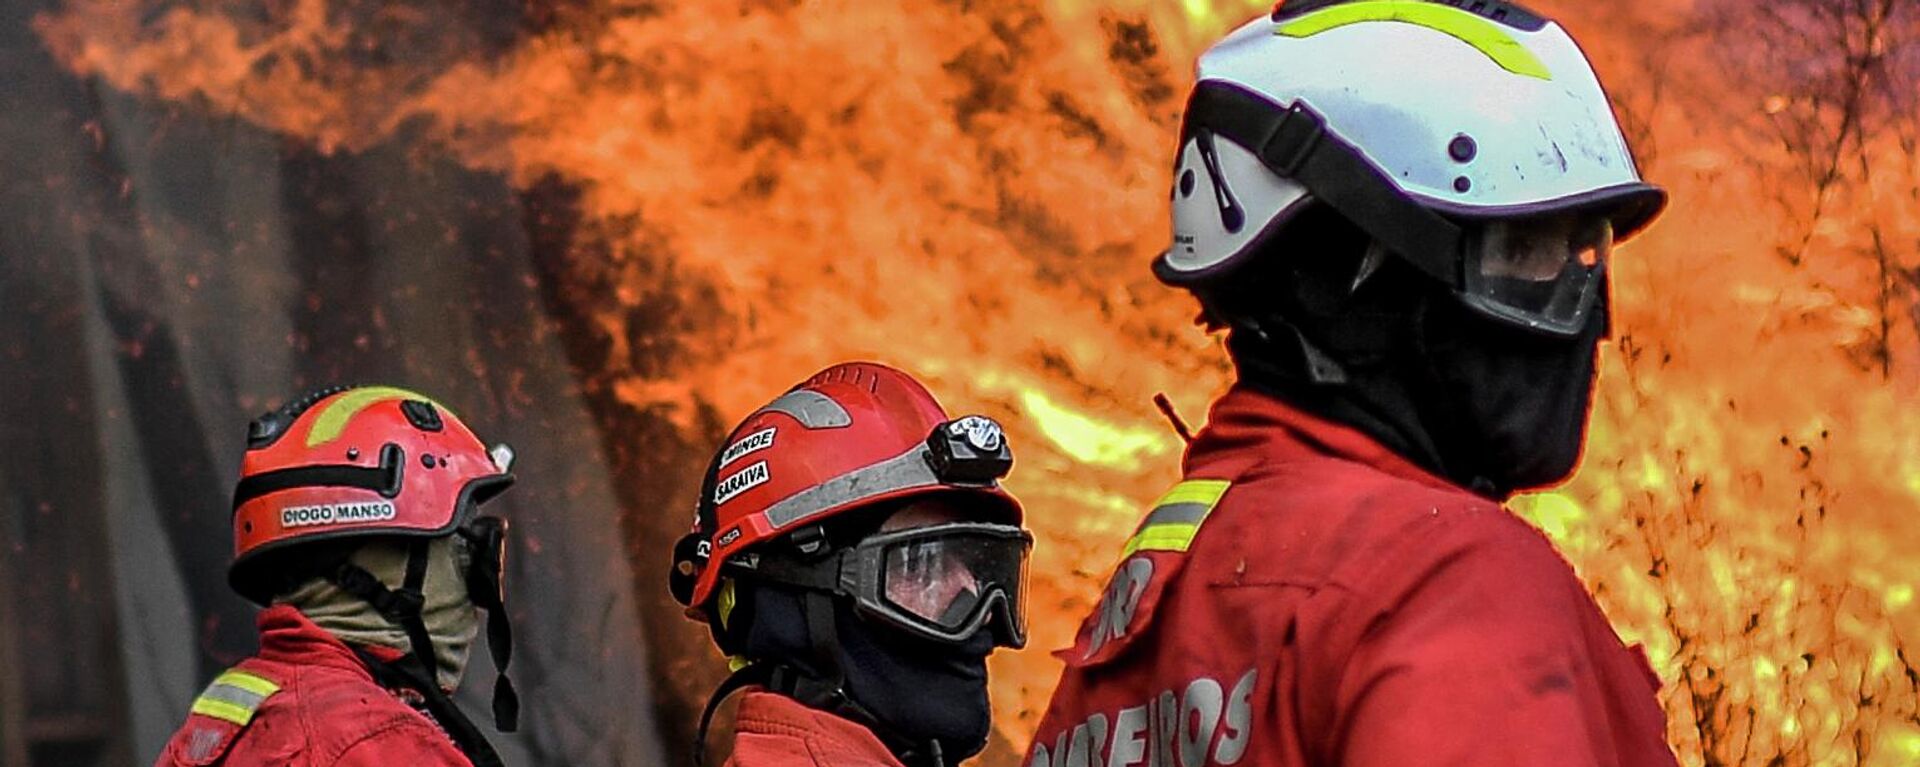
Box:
[1705,0,1920,378]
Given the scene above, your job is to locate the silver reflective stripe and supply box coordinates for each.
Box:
[754,390,852,429]
[763,444,939,529]
[1134,502,1210,531]
[201,681,270,711]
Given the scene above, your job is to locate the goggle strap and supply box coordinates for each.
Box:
[463,518,518,732]
[1183,80,1464,288]
[395,539,437,710]
[487,606,517,731]
[801,589,845,694]
[731,552,843,592]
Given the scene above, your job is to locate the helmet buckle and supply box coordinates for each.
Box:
[1258,103,1325,176]
[788,524,831,557]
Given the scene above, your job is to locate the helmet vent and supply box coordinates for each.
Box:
[248,383,354,449]
[754,390,853,429]
[1448,134,1478,163]
[401,399,444,432]
[1196,130,1247,234]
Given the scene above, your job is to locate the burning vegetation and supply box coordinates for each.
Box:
[29,0,1920,763]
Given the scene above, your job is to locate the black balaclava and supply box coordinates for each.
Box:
[734,580,995,763]
[1200,204,1606,499]
[1409,291,1606,496]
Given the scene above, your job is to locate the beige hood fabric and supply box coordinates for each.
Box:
[277,536,480,690]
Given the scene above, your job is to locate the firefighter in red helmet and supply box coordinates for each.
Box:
[670,362,1032,767]
[155,386,520,767]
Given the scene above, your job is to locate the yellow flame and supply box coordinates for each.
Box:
[1511,491,1587,544]
[1018,389,1176,472]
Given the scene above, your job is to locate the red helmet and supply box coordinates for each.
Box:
[229,385,514,604]
[670,362,1023,624]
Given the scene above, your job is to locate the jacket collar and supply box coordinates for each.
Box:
[732,689,903,765]
[1187,385,1458,492]
[255,604,390,676]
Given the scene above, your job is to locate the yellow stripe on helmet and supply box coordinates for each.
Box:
[304,386,449,447]
[1276,0,1552,80]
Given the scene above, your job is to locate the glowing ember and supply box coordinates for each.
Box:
[33,0,1920,763]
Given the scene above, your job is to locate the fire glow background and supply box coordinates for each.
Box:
[1,0,1917,764]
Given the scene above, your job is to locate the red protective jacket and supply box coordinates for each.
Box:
[724,690,904,767]
[1028,387,1677,767]
[154,605,472,766]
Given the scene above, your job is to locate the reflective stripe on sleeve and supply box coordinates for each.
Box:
[189,669,282,727]
[1122,479,1231,556]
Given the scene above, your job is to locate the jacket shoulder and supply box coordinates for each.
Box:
[155,663,296,766]
[285,664,461,763]
[331,715,473,766]
[1194,455,1503,591]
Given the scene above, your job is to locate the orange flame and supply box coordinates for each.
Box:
[33,0,1920,763]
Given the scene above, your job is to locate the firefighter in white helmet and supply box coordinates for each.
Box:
[1030,1,1679,765]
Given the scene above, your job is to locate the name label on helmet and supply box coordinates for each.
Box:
[280,501,398,528]
[714,461,770,507]
[719,427,777,469]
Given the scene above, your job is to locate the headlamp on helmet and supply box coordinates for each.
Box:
[927,416,1012,485]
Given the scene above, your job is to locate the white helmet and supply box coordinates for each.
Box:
[1158,0,1665,337]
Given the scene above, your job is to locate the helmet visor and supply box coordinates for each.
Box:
[855,522,1031,648]
[1460,214,1612,337]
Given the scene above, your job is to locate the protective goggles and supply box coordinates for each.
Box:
[456,514,518,730]
[1458,214,1612,338]
[741,521,1032,648]
[458,515,509,609]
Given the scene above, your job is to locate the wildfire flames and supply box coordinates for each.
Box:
[32,0,1920,763]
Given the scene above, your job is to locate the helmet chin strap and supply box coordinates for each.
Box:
[481,597,519,730]
[330,539,505,767]
[692,590,951,767]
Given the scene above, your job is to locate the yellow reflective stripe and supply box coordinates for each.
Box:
[191,698,256,726]
[189,669,281,726]
[1153,479,1231,509]
[1275,1,1551,80]
[1122,523,1202,557]
[1122,479,1232,556]
[213,670,280,697]
[304,386,448,447]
